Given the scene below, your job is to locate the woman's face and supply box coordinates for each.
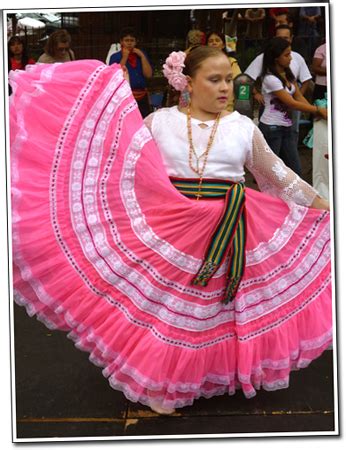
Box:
[275,46,292,69]
[10,41,23,56]
[55,41,70,57]
[188,54,233,115]
[207,34,225,50]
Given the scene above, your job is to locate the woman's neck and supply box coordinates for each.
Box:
[178,105,226,122]
[274,63,286,77]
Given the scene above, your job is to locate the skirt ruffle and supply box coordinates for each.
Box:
[10,60,332,410]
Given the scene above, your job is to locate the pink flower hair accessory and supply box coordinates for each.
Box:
[162,51,188,92]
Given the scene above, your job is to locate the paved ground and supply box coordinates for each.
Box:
[13,304,335,440]
[13,139,335,441]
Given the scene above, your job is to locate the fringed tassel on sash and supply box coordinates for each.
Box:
[170,178,246,303]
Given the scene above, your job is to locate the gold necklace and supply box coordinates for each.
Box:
[187,106,221,200]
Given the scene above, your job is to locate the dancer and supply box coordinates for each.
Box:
[10,47,332,417]
[258,37,327,176]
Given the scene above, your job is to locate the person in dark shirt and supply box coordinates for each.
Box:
[109,27,153,117]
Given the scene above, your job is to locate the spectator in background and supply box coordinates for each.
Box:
[304,41,329,200]
[245,24,312,159]
[258,37,327,176]
[269,11,309,63]
[274,11,292,28]
[206,31,241,111]
[8,36,35,71]
[38,29,75,64]
[185,29,205,54]
[222,9,246,39]
[268,7,289,37]
[311,41,327,102]
[244,8,266,40]
[297,6,322,62]
[109,27,153,118]
[8,35,36,95]
[245,24,312,105]
[298,6,321,37]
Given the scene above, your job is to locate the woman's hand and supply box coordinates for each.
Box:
[253,92,265,105]
[311,195,330,211]
[317,107,328,121]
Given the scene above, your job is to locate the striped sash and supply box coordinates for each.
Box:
[132,88,148,101]
[170,178,246,304]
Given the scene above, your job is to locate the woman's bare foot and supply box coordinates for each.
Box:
[149,401,175,415]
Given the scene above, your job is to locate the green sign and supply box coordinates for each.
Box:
[238,84,250,101]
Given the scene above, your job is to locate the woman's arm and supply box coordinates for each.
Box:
[252,86,265,105]
[311,196,330,210]
[273,85,327,119]
[292,81,311,105]
[246,125,329,210]
[311,57,327,76]
[299,79,312,97]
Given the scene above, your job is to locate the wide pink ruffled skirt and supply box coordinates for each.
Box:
[10,60,332,410]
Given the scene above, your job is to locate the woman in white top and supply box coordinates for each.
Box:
[11,47,332,418]
[259,37,327,176]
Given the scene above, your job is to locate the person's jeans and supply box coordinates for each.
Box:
[259,122,302,176]
[291,109,301,159]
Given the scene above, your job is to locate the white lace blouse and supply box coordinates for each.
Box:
[144,106,318,207]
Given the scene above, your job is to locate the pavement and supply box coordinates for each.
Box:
[13,141,335,441]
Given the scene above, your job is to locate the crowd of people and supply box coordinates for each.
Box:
[7,19,329,193]
[8,7,332,420]
[223,6,323,62]
[7,11,327,114]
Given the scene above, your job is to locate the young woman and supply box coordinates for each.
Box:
[8,36,36,96]
[8,36,35,71]
[10,47,331,417]
[259,37,327,176]
[206,31,241,111]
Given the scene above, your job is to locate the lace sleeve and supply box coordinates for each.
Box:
[246,125,318,207]
[143,112,155,133]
